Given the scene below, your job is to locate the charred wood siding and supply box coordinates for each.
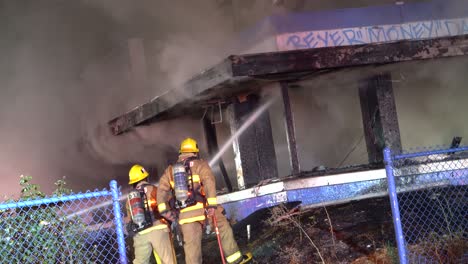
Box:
[108,58,234,135]
[230,34,468,77]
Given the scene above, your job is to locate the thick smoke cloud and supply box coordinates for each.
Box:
[280,58,468,173]
[0,1,121,197]
[0,0,237,198]
[80,0,238,185]
[1,0,466,198]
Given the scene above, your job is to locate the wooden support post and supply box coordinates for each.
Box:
[203,115,233,192]
[228,94,278,189]
[280,82,300,175]
[359,72,402,164]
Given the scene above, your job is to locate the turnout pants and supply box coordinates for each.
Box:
[133,226,176,264]
[180,206,242,264]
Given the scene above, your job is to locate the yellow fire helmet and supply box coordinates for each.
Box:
[179,137,199,153]
[129,164,149,184]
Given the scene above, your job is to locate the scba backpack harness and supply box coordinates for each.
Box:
[127,184,154,232]
[172,157,200,210]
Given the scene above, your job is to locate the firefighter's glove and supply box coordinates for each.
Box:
[161,210,176,222]
[206,207,216,218]
[126,223,137,237]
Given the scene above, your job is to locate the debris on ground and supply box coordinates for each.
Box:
[202,197,398,264]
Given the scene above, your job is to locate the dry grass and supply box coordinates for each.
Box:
[323,206,337,259]
[279,246,302,264]
[350,247,397,264]
[265,204,325,263]
[264,203,406,264]
[408,231,468,264]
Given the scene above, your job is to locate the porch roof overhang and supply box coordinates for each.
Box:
[108,34,468,135]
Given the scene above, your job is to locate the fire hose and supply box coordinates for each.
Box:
[210,209,226,264]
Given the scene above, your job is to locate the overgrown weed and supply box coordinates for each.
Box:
[265,204,325,263]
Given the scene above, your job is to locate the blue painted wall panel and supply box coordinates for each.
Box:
[238,0,468,47]
[222,193,286,222]
[272,5,402,33]
[273,0,468,33]
[401,0,468,22]
[221,168,467,223]
[287,179,385,206]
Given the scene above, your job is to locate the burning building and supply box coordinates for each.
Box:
[100,0,468,224]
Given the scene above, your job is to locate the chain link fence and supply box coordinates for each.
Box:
[385,147,468,264]
[0,180,127,264]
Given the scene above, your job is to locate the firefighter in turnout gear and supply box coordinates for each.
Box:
[157,138,252,264]
[126,164,177,264]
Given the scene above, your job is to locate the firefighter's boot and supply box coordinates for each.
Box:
[233,252,253,264]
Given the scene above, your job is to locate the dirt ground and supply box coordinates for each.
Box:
[198,196,398,264]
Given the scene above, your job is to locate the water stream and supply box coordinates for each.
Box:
[208,96,277,167]
[68,95,277,219]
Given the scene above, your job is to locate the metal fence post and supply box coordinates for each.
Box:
[384,147,407,264]
[110,180,128,264]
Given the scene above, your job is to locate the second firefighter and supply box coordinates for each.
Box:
[157,138,251,264]
[126,164,177,264]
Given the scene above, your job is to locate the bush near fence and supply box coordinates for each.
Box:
[0,176,127,264]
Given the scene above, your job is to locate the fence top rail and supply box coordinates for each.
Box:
[0,190,111,211]
[393,146,468,160]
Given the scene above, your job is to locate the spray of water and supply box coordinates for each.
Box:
[66,96,276,219]
[209,96,277,167]
[66,193,127,219]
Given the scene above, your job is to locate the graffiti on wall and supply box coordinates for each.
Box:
[276,17,468,51]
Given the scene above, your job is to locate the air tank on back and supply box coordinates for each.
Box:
[173,162,189,204]
[127,190,146,228]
